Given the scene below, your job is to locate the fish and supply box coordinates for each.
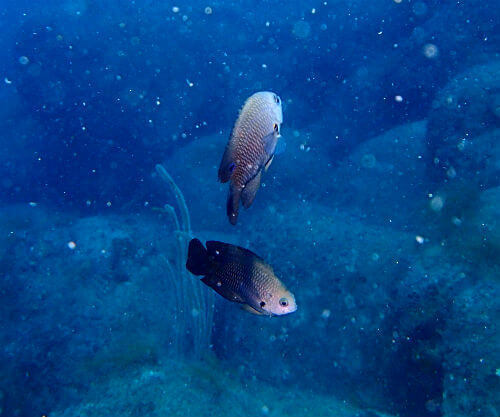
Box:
[186,238,297,316]
[218,91,283,225]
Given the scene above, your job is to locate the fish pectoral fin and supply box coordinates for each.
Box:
[201,276,245,303]
[241,171,261,209]
[241,304,266,315]
[262,131,278,156]
[275,137,286,155]
[264,155,274,171]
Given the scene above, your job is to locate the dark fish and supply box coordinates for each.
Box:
[218,91,283,225]
[186,238,296,316]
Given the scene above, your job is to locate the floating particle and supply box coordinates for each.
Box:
[395,95,403,102]
[18,56,29,65]
[106,201,112,207]
[67,241,77,250]
[4,77,12,84]
[321,309,331,319]
[361,153,377,168]
[185,79,194,87]
[320,23,327,31]
[423,43,439,58]
[292,20,311,39]
[204,6,213,15]
[412,1,428,16]
[393,0,402,3]
[172,6,179,13]
[415,235,425,244]
[119,22,125,28]
[451,216,462,226]
[261,405,270,415]
[430,195,444,211]
[29,202,37,207]
[446,166,457,179]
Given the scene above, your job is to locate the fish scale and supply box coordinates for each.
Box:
[186,239,296,316]
[218,91,283,224]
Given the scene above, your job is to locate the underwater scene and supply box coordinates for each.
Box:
[0,0,499,416]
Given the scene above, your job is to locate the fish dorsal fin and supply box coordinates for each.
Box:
[218,141,236,183]
[241,171,262,208]
[206,240,265,264]
[201,276,245,303]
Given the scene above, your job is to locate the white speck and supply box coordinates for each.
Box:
[67,241,77,250]
[216,281,222,287]
[186,79,194,87]
[172,6,179,13]
[106,201,112,207]
[156,100,160,106]
[395,95,403,102]
[321,309,331,319]
[204,6,213,15]
[29,202,37,207]
[265,21,270,27]
[311,8,316,14]
[4,77,12,84]
[262,63,267,68]
[415,235,425,244]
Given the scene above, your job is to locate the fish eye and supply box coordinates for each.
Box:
[273,123,279,133]
[260,301,266,308]
[274,95,280,104]
[279,298,289,307]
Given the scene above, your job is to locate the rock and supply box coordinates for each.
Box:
[441,282,500,417]
[427,61,500,186]
[329,120,429,227]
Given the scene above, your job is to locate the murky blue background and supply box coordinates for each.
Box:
[0,1,498,416]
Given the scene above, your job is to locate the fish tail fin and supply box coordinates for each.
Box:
[186,238,209,276]
[227,186,240,225]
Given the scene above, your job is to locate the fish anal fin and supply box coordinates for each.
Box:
[241,171,261,209]
[241,304,266,315]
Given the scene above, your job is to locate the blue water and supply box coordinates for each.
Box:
[0,1,498,416]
